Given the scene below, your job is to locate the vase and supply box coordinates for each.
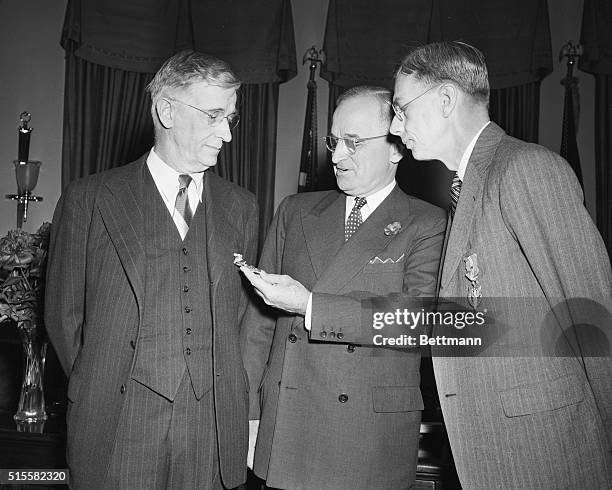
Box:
[14,320,48,423]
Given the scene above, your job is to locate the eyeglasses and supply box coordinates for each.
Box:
[169,98,240,129]
[391,85,439,122]
[324,134,388,154]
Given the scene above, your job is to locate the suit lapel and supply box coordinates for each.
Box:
[440,123,505,290]
[97,157,147,312]
[313,187,409,294]
[203,172,242,287]
[301,192,345,280]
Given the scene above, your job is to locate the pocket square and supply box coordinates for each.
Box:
[368,253,405,265]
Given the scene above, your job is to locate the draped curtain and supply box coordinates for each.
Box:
[60,0,297,243]
[580,0,612,258]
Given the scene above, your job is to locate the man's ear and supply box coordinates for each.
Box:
[155,98,174,129]
[440,83,457,118]
[389,140,404,164]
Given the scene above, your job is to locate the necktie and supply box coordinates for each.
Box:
[345,197,367,241]
[450,173,462,219]
[175,174,193,228]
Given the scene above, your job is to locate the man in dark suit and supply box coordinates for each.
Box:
[240,86,446,489]
[390,41,612,489]
[45,50,258,489]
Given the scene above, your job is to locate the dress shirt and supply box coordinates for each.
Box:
[146,148,204,239]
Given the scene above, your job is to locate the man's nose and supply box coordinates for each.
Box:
[389,115,403,136]
[217,118,232,142]
[331,140,349,164]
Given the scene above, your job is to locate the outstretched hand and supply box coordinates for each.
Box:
[240,266,310,315]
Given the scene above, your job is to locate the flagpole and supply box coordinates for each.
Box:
[298,46,324,193]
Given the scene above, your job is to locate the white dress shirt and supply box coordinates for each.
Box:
[146,148,204,239]
[304,180,397,329]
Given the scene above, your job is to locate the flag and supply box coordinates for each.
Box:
[298,48,321,192]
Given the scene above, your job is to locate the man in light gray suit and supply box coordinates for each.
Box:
[390,41,612,489]
[45,51,257,489]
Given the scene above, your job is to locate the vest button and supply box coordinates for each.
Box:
[183,285,190,292]
[347,344,355,353]
[182,247,189,255]
[120,384,126,394]
[288,333,297,343]
[129,340,136,350]
[186,328,192,335]
[183,266,191,273]
[338,393,348,403]
[184,306,192,313]
[185,347,191,355]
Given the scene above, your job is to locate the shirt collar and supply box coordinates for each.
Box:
[345,180,396,221]
[457,121,490,181]
[146,148,204,203]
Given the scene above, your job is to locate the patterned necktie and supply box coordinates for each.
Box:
[175,174,193,228]
[450,173,462,219]
[345,197,367,241]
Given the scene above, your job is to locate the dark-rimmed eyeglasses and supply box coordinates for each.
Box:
[324,134,388,155]
[168,98,240,129]
[391,85,440,122]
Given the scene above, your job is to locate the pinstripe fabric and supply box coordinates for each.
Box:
[435,123,612,489]
[243,187,447,489]
[45,154,258,489]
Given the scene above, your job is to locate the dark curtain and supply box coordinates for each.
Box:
[594,74,612,258]
[489,83,542,143]
[580,0,612,257]
[62,44,154,185]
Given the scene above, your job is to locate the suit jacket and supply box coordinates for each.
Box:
[243,186,446,489]
[44,154,258,489]
[435,122,612,489]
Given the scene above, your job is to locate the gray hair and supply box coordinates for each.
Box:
[146,50,241,105]
[336,86,394,126]
[395,41,489,105]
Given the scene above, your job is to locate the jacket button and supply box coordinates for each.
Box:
[347,344,355,353]
[320,331,327,338]
[182,247,189,255]
[184,306,192,313]
[183,285,190,292]
[337,332,344,340]
[186,328,192,335]
[288,333,297,343]
[338,393,348,403]
[120,384,126,394]
[185,347,191,355]
[183,266,191,273]
[129,340,136,350]
[329,331,336,339]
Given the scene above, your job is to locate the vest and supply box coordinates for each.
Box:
[131,168,213,400]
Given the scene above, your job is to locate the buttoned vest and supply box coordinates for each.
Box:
[131,169,213,400]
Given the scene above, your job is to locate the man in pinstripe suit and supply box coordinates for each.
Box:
[45,51,258,489]
[390,41,612,489]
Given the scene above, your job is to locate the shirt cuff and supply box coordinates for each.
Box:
[304,293,313,330]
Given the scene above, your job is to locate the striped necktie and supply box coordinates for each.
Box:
[175,174,193,228]
[450,173,462,219]
[345,197,367,241]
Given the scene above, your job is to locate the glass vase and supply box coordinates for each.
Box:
[14,320,48,423]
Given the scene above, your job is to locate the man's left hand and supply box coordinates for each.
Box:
[240,267,310,315]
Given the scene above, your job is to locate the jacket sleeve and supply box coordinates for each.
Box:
[44,180,94,376]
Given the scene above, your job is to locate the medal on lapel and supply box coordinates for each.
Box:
[464,253,482,309]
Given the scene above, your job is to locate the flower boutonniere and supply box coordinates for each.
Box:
[384,221,402,236]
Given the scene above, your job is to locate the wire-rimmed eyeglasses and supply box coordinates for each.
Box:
[168,97,240,129]
[324,134,388,155]
[391,84,440,122]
